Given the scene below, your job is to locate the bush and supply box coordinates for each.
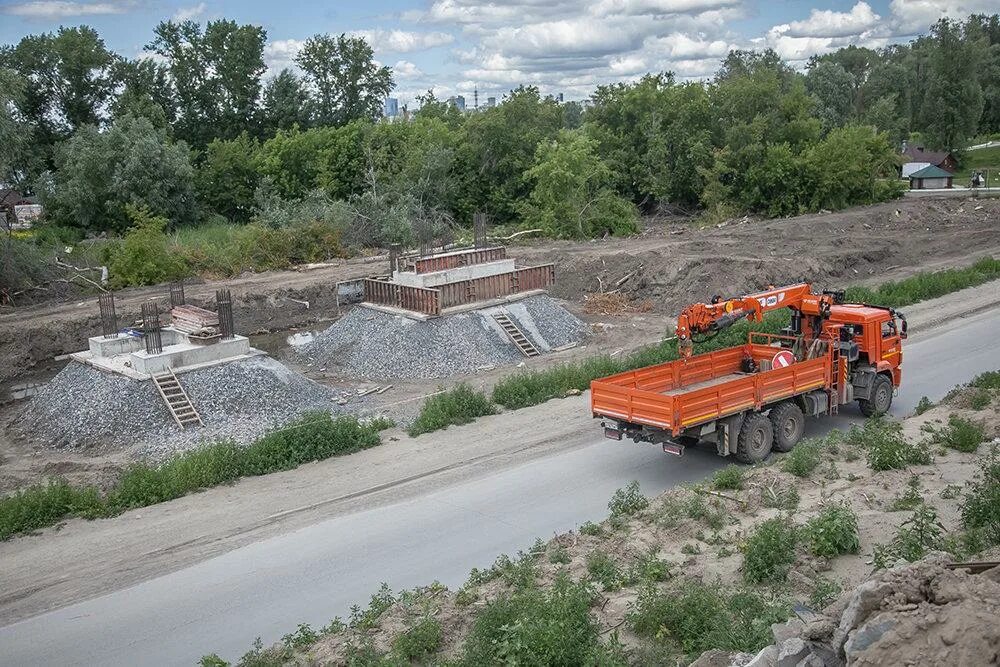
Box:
[914,396,934,415]
[873,504,943,568]
[805,505,860,558]
[629,579,788,658]
[461,574,604,666]
[392,617,442,661]
[970,370,1000,390]
[712,465,745,491]
[608,480,649,518]
[0,413,384,540]
[586,549,623,591]
[926,415,985,453]
[105,206,189,287]
[848,418,930,471]
[782,440,823,477]
[961,446,1000,546]
[742,518,799,584]
[408,384,497,436]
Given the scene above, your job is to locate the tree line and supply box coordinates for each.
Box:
[1,13,998,246]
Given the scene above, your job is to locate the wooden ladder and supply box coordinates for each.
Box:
[152,369,204,429]
[492,312,540,358]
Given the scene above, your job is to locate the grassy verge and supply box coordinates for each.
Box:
[0,412,390,540]
[844,257,1000,308]
[407,384,497,437]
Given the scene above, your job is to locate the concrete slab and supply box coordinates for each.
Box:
[74,333,258,379]
[392,259,516,288]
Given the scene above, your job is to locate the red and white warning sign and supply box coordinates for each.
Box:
[772,350,796,368]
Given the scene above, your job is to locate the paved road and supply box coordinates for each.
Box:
[3,309,1000,667]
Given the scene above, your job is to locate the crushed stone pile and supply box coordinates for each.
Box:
[297,294,589,380]
[15,356,360,460]
[691,553,1000,667]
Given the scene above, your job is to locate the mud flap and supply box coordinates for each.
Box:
[718,413,745,456]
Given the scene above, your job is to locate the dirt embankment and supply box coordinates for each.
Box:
[3,197,1000,390]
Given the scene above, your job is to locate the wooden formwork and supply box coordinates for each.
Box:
[363,279,442,316]
[408,247,507,274]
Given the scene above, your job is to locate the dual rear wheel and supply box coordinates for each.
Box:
[734,401,805,464]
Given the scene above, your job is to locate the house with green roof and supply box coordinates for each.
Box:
[908,164,954,190]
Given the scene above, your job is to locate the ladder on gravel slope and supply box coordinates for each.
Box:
[152,369,204,429]
[492,312,540,358]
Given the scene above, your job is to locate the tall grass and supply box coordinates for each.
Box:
[408,384,497,436]
[844,257,1000,308]
[0,412,384,540]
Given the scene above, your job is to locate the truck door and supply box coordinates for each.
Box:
[879,317,902,386]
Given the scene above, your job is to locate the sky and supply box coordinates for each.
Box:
[0,0,996,107]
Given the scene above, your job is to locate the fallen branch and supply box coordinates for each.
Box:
[492,228,542,242]
[698,488,747,506]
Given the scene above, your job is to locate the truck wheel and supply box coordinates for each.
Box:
[736,413,773,464]
[769,402,804,452]
[859,375,893,417]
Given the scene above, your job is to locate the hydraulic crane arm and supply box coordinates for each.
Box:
[675,283,835,357]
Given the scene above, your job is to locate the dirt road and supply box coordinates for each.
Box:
[2,284,999,644]
[3,196,1000,389]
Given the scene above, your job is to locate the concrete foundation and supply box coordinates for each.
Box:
[74,327,258,379]
[392,259,516,288]
[359,289,546,321]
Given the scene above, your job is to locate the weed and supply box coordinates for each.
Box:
[967,388,991,410]
[805,505,860,558]
[809,578,842,608]
[280,623,318,650]
[407,384,497,436]
[873,505,944,569]
[960,446,1000,546]
[970,370,1000,390]
[579,521,604,537]
[349,583,396,631]
[628,549,671,584]
[548,544,571,565]
[681,543,702,555]
[629,579,789,659]
[914,396,935,415]
[843,258,1000,309]
[608,480,649,518]
[586,549,623,591]
[392,617,442,661]
[925,414,985,453]
[848,418,930,471]
[712,465,745,491]
[762,485,800,511]
[889,477,924,511]
[742,518,799,584]
[823,461,841,480]
[461,574,602,666]
[940,484,963,500]
[717,546,734,558]
[677,493,728,530]
[782,440,822,478]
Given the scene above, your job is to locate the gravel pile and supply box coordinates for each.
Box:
[15,356,363,460]
[297,294,588,381]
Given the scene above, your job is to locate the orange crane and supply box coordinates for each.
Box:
[591,283,907,462]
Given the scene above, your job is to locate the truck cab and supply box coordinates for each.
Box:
[827,304,905,416]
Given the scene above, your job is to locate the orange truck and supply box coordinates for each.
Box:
[590,283,906,462]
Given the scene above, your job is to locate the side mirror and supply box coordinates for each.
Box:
[900,318,908,339]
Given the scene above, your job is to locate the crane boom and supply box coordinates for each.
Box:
[675,283,835,357]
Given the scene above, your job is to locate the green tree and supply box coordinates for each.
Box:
[453,86,563,224]
[295,33,393,126]
[146,19,267,145]
[521,130,638,238]
[110,58,174,129]
[40,114,197,232]
[805,60,855,128]
[0,69,29,189]
[197,134,260,223]
[261,69,310,133]
[105,205,188,287]
[920,18,987,148]
[804,125,901,210]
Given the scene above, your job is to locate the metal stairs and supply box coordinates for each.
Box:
[152,369,204,429]
[492,312,540,357]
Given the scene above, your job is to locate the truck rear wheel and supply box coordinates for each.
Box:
[736,413,773,463]
[859,374,893,417]
[769,402,804,452]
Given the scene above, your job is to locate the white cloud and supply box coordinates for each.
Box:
[350,29,454,53]
[888,0,999,35]
[590,0,739,18]
[172,2,206,22]
[393,60,423,78]
[777,2,880,39]
[263,39,304,72]
[1,0,132,17]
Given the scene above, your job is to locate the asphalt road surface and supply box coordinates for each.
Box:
[3,308,999,667]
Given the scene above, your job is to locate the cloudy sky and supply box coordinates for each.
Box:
[0,0,995,106]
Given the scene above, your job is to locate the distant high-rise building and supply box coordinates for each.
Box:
[455,95,466,111]
[383,97,399,117]
[486,96,496,108]
[556,92,564,103]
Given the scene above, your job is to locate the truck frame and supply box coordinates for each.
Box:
[591,283,906,462]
